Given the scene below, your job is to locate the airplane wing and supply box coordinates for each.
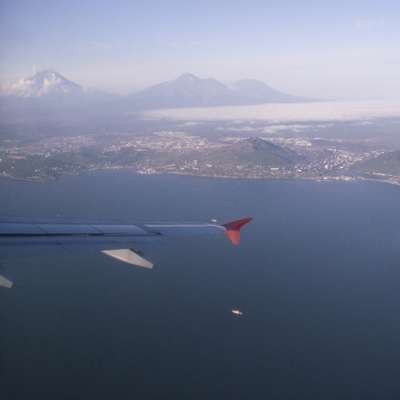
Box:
[0,217,252,288]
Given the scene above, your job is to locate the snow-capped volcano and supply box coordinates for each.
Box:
[6,70,84,98]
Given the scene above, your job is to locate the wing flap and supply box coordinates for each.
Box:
[101,249,153,269]
[0,274,13,289]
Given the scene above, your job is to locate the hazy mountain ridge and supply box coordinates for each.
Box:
[1,70,307,107]
[123,73,234,109]
[124,73,307,110]
[231,79,308,104]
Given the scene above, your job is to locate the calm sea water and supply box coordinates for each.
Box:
[1,171,400,399]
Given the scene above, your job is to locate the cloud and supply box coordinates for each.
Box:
[143,101,400,123]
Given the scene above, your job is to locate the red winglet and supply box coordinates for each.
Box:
[222,217,252,246]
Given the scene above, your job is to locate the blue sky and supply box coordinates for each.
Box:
[1,0,399,99]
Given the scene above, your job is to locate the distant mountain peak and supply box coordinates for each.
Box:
[33,69,63,78]
[6,69,83,98]
[176,73,200,82]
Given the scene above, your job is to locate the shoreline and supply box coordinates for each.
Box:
[1,168,400,189]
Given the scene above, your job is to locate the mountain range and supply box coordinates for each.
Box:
[0,70,314,136]
[1,70,309,109]
[122,73,308,109]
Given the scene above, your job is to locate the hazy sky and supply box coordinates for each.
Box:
[1,0,399,99]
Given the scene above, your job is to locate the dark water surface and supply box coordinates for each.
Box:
[1,171,400,399]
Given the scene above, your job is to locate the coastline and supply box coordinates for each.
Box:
[1,167,400,189]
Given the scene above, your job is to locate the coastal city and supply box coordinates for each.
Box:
[1,130,397,185]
